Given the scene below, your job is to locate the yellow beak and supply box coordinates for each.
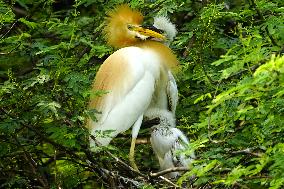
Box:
[131,25,166,41]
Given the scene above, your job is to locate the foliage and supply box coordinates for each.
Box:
[0,0,283,188]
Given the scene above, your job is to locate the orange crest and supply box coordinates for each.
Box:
[104,4,144,48]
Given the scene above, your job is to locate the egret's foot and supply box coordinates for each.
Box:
[129,154,139,171]
[129,137,140,172]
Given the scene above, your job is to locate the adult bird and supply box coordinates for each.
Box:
[87,4,179,170]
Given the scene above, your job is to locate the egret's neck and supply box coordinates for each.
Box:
[135,41,179,72]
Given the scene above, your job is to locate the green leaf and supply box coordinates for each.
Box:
[19,18,38,29]
[211,55,238,66]
[37,101,61,118]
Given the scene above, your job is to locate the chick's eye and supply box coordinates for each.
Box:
[127,25,133,30]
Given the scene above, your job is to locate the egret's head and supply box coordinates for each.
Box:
[104,4,177,48]
[127,24,166,42]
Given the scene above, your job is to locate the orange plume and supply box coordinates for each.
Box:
[104,4,143,48]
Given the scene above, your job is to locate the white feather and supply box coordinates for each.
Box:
[167,71,178,113]
[144,108,176,128]
[89,47,170,148]
[153,16,177,42]
[150,125,195,178]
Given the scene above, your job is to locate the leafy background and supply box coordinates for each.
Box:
[0,0,283,188]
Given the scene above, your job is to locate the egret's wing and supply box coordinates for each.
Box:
[166,71,178,113]
[89,47,159,146]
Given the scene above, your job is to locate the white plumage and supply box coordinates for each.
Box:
[153,16,177,43]
[88,5,193,172]
[89,47,162,146]
[150,121,195,178]
[145,109,195,178]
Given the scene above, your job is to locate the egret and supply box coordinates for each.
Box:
[87,4,179,171]
[146,109,195,178]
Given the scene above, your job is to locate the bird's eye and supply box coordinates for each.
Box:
[127,25,133,30]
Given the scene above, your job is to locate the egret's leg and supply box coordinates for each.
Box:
[129,115,143,171]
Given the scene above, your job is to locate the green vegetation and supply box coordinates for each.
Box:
[0,0,283,188]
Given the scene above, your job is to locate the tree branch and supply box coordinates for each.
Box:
[231,148,263,157]
[150,167,189,177]
[157,176,181,188]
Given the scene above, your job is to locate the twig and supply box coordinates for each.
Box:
[247,175,272,180]
[158,176,181,188]
[114,137,150,144]
[54,149,59,188]
[101,168,143,187]
[0,20,18,40]
[95,168,116,188]
[0,43,21,55]
[135,138,150,144]
[89,135,148,178]
[231,148,262,157]
[183,35,196,57]
[12,7,28,16]
[201,60,218,85]
[76,46,91,63]
[150,167,189,177]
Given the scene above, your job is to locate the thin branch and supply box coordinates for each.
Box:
[247,175,272,180]
[0,43,21,55]
[89,135,148,178]
[158,176,181,188]
[12,7,28,16]
[0,20,18,40]
[135,138,150,144]
[231,148,262,157]
[101,168,143,188]
[76,46,91,63]
[150,167,189,177]
[183,35,196,57]
[114,137,150,144]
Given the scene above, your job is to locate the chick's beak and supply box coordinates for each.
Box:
[130,25,166,41]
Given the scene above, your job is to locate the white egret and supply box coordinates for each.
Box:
[87,4,179,171]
